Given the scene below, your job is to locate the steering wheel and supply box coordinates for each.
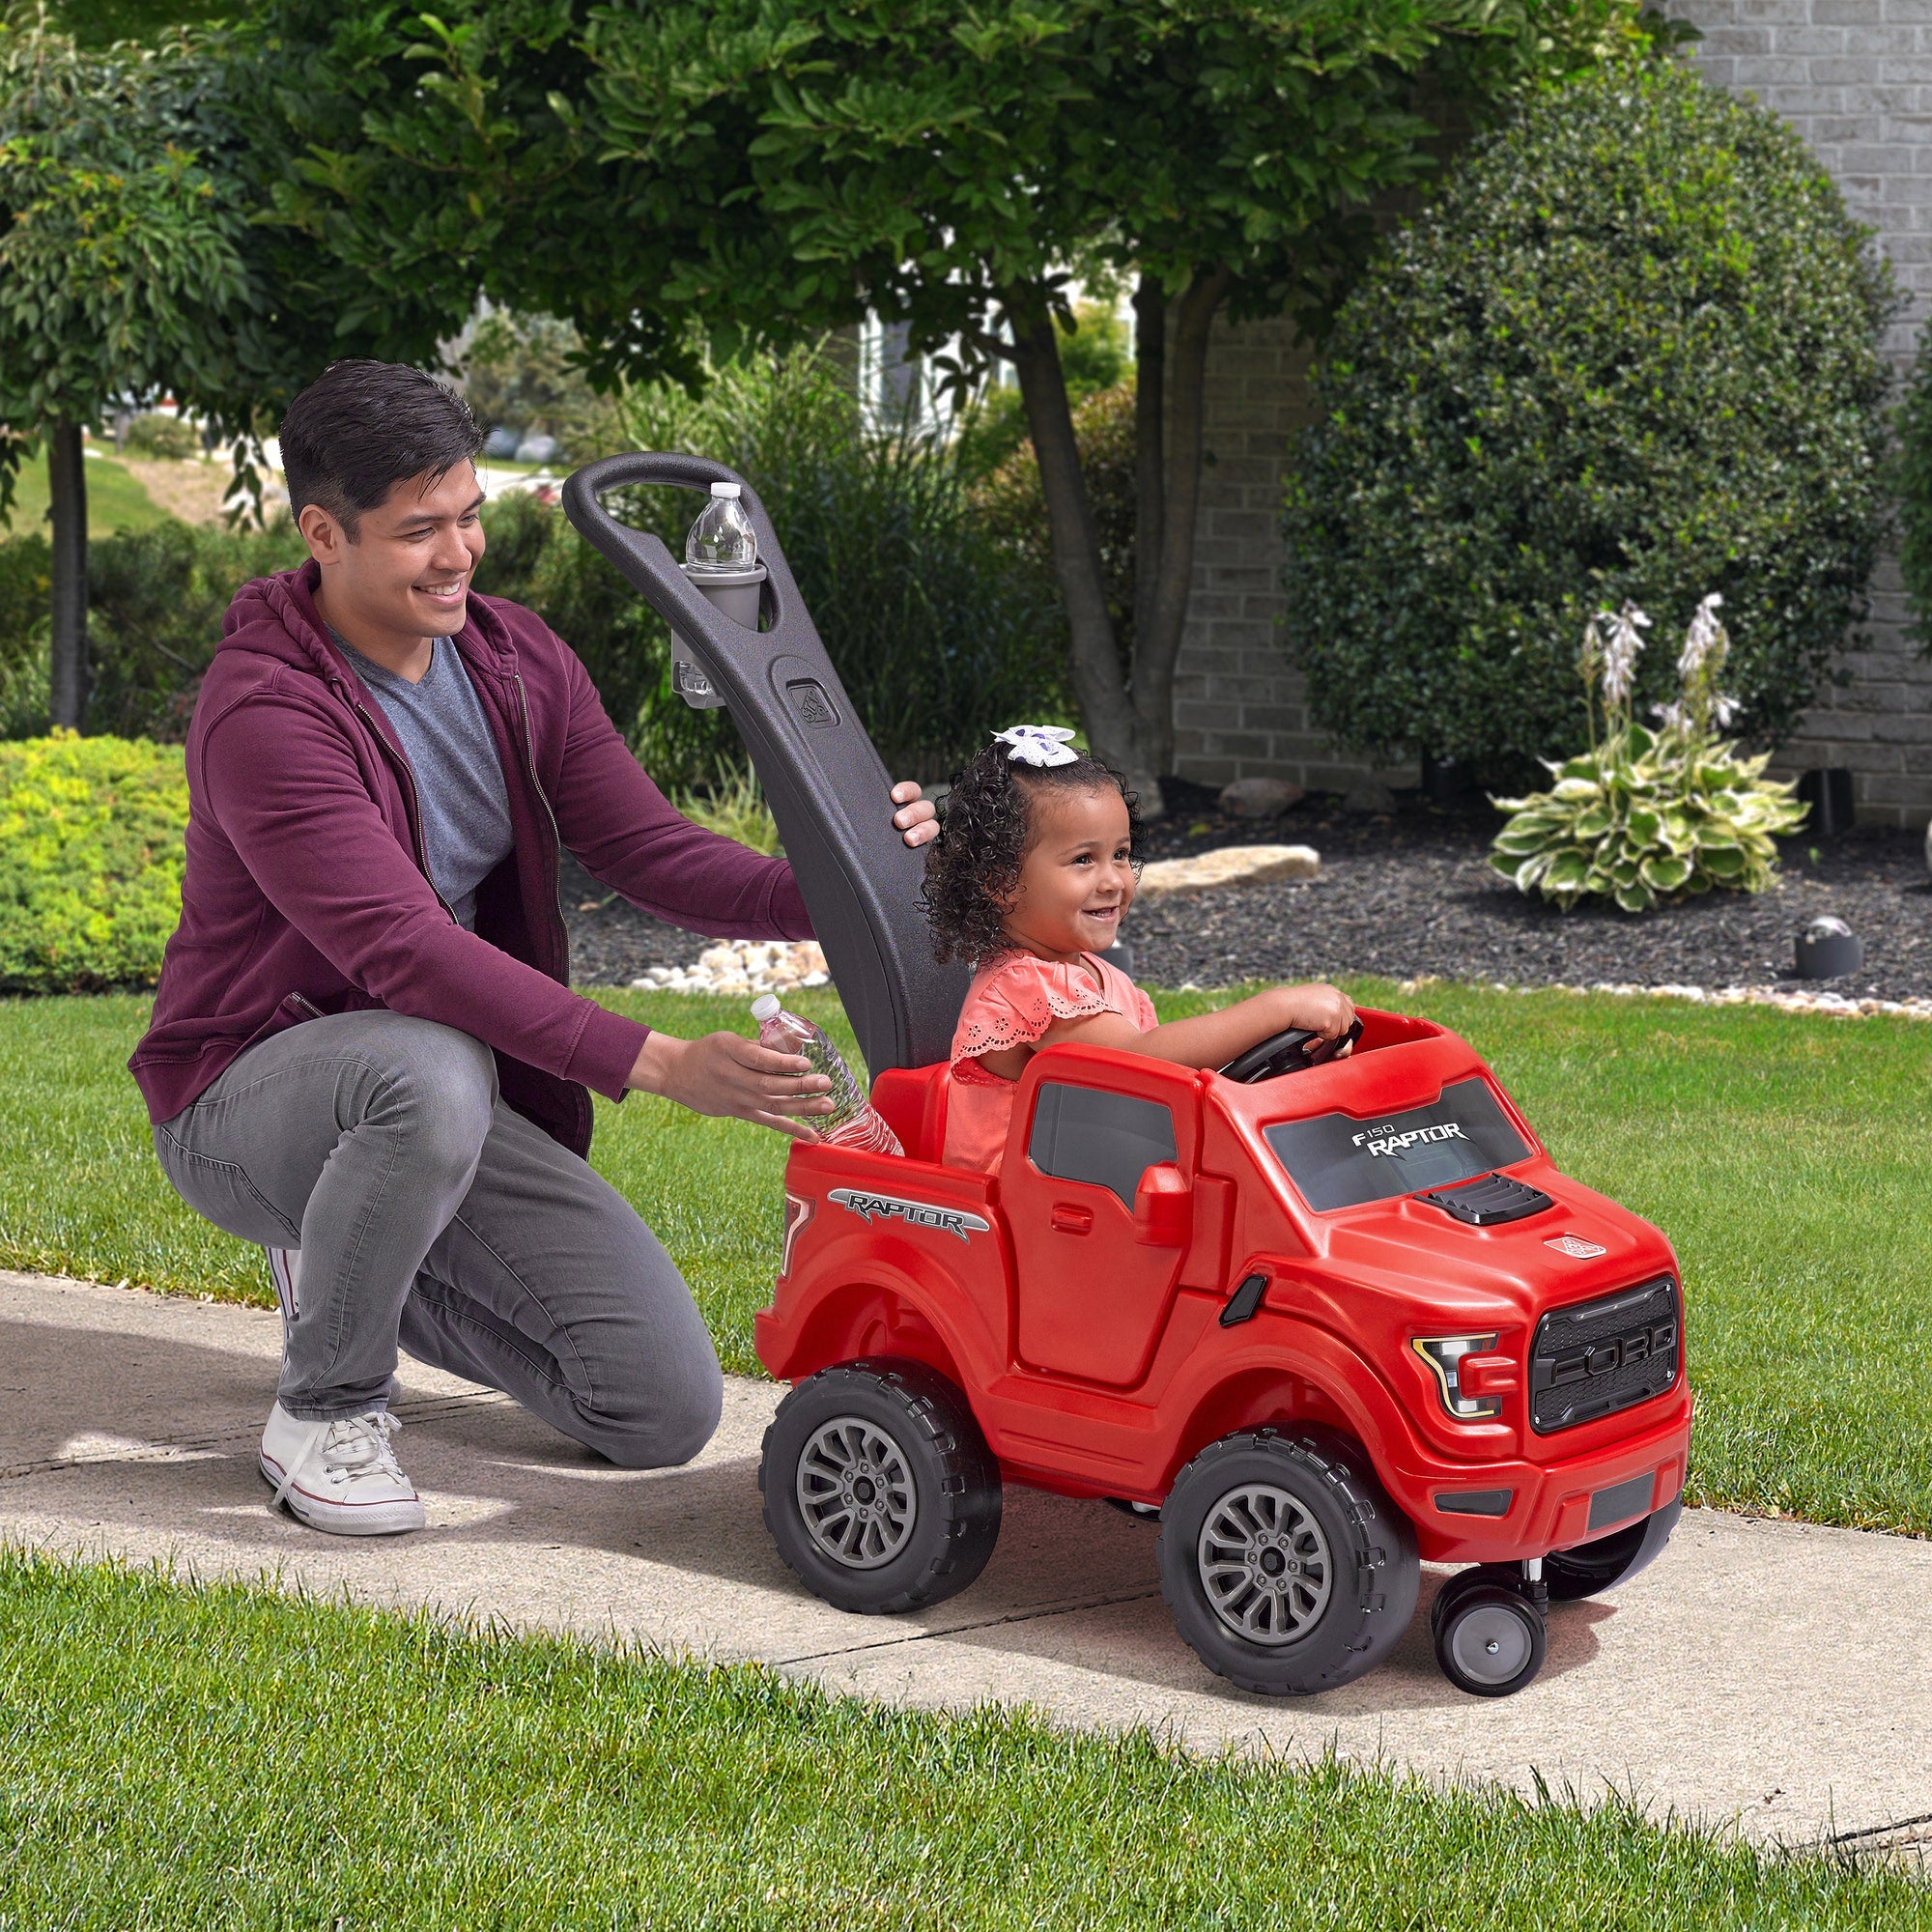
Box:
[1218,1016,1363,1084]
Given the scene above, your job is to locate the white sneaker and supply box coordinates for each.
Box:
[259,1402,425,1536]
[266,1245,300,1344]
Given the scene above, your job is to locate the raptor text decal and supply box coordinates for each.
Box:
[828,1187,991,1245]
[1351,1121,1468,1159]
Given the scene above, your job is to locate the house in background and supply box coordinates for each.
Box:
[1172,3,1932,828]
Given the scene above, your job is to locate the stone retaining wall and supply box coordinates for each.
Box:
[1172,7,1932,826]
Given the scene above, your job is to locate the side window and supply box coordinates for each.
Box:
[1028,1082,1178,1208]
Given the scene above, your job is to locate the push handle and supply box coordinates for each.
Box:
[561,453,971,1078]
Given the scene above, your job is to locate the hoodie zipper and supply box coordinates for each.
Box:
[513,670,569,980]
[350,695,460,927]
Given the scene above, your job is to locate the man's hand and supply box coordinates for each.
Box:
[627,1030,834,1140]
[891,780,939,848]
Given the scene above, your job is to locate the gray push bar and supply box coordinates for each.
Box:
[561,452,970,1078]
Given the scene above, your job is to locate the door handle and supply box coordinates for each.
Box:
[1050,1203,1094,1235]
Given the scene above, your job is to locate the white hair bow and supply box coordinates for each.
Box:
[993,724,1079,768]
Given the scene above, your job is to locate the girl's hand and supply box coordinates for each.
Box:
[1277,981,1355,1042]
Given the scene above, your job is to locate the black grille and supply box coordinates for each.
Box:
[1529,1277,1680,1435]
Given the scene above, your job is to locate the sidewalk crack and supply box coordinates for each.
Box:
[770,1586,1162,1666]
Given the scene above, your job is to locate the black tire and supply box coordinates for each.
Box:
[759,1357,1002,1614]
[1156,1428,1420,1696]
[1544,1496,1683,1602]
[1432,1576,1547,1697]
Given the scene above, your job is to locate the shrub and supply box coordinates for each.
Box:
[500,348,1066,789]
[81,519,308,740]
[975,383,1135,690]
[1492,597,1805,912]
[121,413,202,461]
[0,533,50,738]
[1285,60,1894,782]
[0,727,187,991]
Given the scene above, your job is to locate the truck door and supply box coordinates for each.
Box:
[1000,1050,1201,1388]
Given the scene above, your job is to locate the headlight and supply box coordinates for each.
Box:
[1412,1334,1503,1421]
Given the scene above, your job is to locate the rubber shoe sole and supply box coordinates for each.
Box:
[258,1446,426,1537]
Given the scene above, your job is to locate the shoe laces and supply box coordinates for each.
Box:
[271,1409,406,1511]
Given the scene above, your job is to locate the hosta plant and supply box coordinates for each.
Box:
[1491,598,1807,913]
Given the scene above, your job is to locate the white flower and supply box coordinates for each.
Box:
[1598,603,1649,706]
[1577,617,1604,684]
[1652,699,1688,730]
[1714,693,1741,727]
[993,724,1080,768]
[1678,592,1727,680]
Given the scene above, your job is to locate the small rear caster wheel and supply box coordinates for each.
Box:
[1431,1570,1547,1697]
[1157,1428,1418,1696]
[760,1357,1002,1614]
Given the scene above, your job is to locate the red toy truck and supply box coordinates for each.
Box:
[564,456,1691,1700]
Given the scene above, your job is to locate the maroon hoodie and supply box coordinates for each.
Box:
[128,561,810,1159]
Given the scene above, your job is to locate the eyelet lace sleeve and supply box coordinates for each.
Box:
[950,954,1122,1068]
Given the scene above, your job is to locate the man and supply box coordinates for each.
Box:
[128,360,938,1537]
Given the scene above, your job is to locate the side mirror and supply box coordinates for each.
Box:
[1132,1162,1193,1247]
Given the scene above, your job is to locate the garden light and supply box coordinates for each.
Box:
[1796,916,1862,980]
[1412,1334,1505,1421]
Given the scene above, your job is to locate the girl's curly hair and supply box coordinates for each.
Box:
[921,739,1145,965]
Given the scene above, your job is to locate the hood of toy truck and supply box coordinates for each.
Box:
[1208,1008,1680,1329]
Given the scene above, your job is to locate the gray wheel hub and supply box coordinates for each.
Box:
[1197,1481,1333,1647]
[1448,1600,1534,1685]
[796,1415,918,1570]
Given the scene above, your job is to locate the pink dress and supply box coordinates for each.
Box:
[943,951,1158,1175]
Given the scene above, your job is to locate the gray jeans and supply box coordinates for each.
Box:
[152,1010,723,1466]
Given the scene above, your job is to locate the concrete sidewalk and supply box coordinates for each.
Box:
[3,1267,1928,1860]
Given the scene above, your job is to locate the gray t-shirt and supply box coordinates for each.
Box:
[331,629,516,932]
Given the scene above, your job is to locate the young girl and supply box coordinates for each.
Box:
[923,725,1355,1174]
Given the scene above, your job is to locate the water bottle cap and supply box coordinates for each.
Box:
[749,993,781,1020]
[710,481,742,498]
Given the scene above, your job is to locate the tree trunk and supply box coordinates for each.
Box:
[47,421,89,731]
[1127,266,1231,782]
[1001,269,1232,816]
[1004,287,1159,808]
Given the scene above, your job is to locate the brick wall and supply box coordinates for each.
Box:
[1171,7,1932,825]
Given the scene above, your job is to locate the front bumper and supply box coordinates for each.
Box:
[1383,1382,1693,1563]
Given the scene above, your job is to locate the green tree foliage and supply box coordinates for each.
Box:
[0,727,187,991]
[1285,60,1894,781]
[242,0,1640,805]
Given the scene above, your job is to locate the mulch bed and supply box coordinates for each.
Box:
[562,789,1932,1000]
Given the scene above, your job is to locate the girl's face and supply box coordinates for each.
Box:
[1000,783,1135,959]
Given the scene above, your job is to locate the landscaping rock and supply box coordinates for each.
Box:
[1217,777,1305,819]
[631,939,828,998]
[1135,844,1321,898]
[1343,779,1396,814]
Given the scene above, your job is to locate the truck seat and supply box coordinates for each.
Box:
[870,1063,951,1164]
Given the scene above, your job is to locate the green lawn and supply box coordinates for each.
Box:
[3,981,1929,1533]
[1,1548,1923,1930]
[0,450,172,540]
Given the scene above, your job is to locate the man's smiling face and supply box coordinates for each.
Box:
[298,461,487,652]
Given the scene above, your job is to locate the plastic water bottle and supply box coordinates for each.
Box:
[751,994,904,1155]
[686,481,757,573]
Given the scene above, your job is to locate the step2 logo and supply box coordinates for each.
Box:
[1545,1235,1607,1260]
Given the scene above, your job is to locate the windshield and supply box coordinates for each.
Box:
[1262,1077,1532,1212]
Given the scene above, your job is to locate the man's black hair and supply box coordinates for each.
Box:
[278,359,485,537]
